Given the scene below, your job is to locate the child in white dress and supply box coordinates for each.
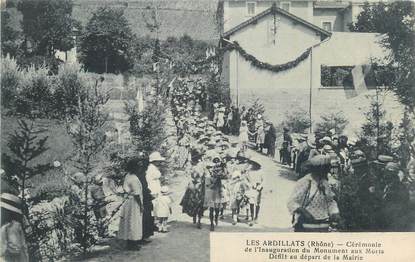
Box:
[155,186,173,233]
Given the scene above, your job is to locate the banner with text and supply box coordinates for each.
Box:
[211,233,415,262]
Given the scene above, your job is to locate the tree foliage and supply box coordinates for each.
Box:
[17,0,78,56]
[281,106,311,133]
[79,7,134,73]
[315,110,349,135]
[127,96,167,155]
[350,1,415,110]
[1,9,22,57]
[65,79,109,254]
[1,119,53,261]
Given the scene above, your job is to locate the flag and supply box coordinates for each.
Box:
[351,65,368,95]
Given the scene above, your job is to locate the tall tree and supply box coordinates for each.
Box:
[17,0,78,56]
[350,1,415,111]
[1,9,22,57]
[79,7,134,74]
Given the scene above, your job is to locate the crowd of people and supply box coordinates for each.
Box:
[284,128,415,232]
[169,80,268,231]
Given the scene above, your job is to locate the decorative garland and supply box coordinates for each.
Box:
[228,41,311,73]
[192,41,311,74]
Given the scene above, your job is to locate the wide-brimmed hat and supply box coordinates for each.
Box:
[309,155,331,168]
[217,141,230,148]
[385,162,400,172]
[351,157,367,166]
[283,127,289,132]
[198,136,210,144]
[206,139,216,147]
[1,193,23,215]
[149,151,166,162]
[319,136,332,145]
[323,144,333,151]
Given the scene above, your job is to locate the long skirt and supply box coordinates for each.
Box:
[180,182,204,217]
[118,196,143,241]
[142,203,154,239]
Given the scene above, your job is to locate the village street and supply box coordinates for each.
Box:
[82,149,296,262]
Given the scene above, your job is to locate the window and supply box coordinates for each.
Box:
[321,66,353,87]
[322,21,332,32]
[281,2,290,12]
[247,2,256,16]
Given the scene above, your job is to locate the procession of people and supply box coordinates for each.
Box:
[1,91,414,259]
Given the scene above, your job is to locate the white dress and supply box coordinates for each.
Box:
[118,174,143,241]
[146,164,162,195]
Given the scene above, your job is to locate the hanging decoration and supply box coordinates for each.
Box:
[191,40,311,74]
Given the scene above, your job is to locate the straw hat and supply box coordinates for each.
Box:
[320,136,332,145]
[149,151,166,162]
[385,162,400,172]
[1,193,23,215]
[309,155,331,167]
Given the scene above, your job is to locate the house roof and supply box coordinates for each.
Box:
[314,1,350,9]
[222,4,331,39]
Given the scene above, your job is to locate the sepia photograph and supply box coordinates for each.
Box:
[0,0,414,261]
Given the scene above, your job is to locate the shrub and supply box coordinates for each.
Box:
[1,55,22,110]
[128,97,167,155]
[280,106,311,133]
[17,65,52,117]
[315,110,349,135]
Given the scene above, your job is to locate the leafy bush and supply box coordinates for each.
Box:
[128,97,167,155]
[315,110,349,135]
[358,95,396,159]
[280,106,311,133]
[1,55,22,110]
[17,65,52,117]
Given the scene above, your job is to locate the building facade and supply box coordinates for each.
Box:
[220,3,402,135]
[221,0,388,33]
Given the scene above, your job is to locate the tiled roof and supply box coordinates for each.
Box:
[223,4,331,39]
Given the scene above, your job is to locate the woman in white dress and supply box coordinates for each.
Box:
[118,161,144,250]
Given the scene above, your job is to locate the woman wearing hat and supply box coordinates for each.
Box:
[287,155,340,232]
[118,160,144,250]
[1,175,29,262]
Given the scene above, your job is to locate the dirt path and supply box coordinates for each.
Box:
[81,149,297,262]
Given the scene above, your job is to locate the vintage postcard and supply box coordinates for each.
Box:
[1,0,414,261]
